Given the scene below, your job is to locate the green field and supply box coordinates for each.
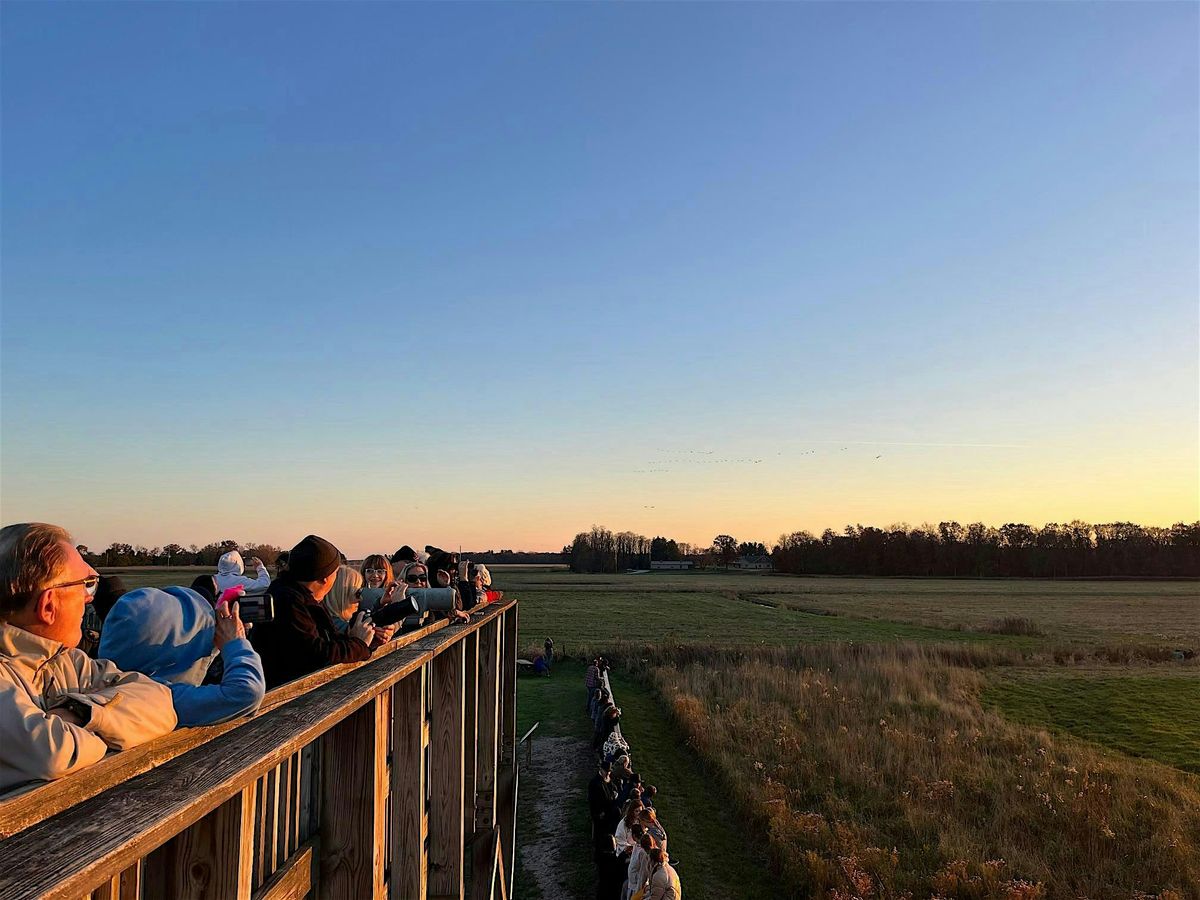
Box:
[984,672,1200,772]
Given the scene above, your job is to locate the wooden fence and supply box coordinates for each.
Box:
[0,598,520,900]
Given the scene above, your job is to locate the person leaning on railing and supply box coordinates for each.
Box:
[249,534,383,689]
[98,586,266,727]
[0,523,178,794]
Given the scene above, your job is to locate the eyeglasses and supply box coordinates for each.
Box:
[364,568,387,576]
[405,573,429,584]
[45,575,100,597]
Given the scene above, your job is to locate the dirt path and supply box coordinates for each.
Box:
[516,735,592,899]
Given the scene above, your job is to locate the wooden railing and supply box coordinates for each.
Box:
[0,598,520,900]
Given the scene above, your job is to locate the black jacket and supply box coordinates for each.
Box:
[249,576,371,688]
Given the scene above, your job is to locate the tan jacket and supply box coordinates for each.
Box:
[648,862,681,900]
[0,623,177,794]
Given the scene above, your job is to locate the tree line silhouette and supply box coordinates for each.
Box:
[568,521,1200,577]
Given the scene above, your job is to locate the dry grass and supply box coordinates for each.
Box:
[624,643,1199,899]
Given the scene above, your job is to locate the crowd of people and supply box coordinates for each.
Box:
[0,523,504,794]
[586,657,682,900]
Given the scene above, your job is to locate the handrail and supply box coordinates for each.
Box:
[0,615,452,838]
[0,598,521,900]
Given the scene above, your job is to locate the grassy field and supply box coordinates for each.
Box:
[500,568,1200,654]
[984,672,1200,773]
[636,643,1200,898]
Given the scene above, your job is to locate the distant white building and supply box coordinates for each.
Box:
[650,560,694,570]
[734,555,772,570]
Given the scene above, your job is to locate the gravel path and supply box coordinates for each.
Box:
[516,735,592,899]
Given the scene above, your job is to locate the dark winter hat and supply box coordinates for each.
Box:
[287,535,342,582]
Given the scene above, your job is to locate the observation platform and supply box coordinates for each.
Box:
[0,599,521,900]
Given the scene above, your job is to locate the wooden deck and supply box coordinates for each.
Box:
[0,599,520,900]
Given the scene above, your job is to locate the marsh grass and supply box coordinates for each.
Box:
[621,643,1199,899]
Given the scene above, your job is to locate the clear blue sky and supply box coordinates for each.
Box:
[2,2,1196,555]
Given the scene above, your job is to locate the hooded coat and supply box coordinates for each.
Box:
[215,551,271,595]
[98,587,265,727]
[0,623,177,794]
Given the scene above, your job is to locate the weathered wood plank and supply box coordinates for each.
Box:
[390,666,427,900]
[318,693,388,899]
[142,784,255,900]
[91,874,120,900]
[497,608,519,891]
[251,842,313,900]
[0,616,454,839]
[473,617,501,833]
[428,640,466,900]
[118,860,141,900]
[461,631,479,851]
[0,602,514,900]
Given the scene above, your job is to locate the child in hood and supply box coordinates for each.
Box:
[98,586,265,727]
[215,550,271,594]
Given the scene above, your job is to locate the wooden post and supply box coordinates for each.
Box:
[428,640,466,900]
[318,693,388,899]
[141,785,255,899]
[391,666,427,900]
[470,618,501,900]
[461,631,479,851]
[498,607,519,890]
[500,608,518,767]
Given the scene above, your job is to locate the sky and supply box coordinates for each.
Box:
[1,2,1197,557]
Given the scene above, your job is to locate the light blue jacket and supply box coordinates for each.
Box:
[98,586,265,727]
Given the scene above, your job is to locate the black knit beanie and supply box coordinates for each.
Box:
[288,535,342,581]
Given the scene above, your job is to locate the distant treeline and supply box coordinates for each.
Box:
[82,541,286,568]
[569,522,1200,577]
[81,541,567,569]
[461,550,566,565]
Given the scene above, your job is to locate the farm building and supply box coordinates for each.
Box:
[651,560,695,570]
[735,554,773,570]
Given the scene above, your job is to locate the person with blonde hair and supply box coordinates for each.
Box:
[359,555,393,612]
[646,847,680,900]
[322,565,363,633]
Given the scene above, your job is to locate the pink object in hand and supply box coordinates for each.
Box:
[216,587,246,610]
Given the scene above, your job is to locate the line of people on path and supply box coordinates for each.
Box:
[0,523,503,795]
[585,657,682,900]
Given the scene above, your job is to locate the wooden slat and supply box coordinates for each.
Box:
[428,640,466,900]
[298,743,317,846]
[0,616,454,839]
[391,666,427,900]
[473,617,501,832]
[0,601,515,900]
[276,756,291,862]
[498,608,519,891]
[253,775,269,888]
[252,842,313,900]
[91,874,120,900]
[318,693,388,899]
[461,631,479,849]
[141,785,255,899]
[119,860,141,900]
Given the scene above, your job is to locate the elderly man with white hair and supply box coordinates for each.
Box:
[0,523,177,794]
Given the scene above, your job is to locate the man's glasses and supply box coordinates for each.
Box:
[45,575,100,597]
[364,568,387,576]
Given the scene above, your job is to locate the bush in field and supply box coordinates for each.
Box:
[631,643,1199,899]
[983,617,1043,636]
